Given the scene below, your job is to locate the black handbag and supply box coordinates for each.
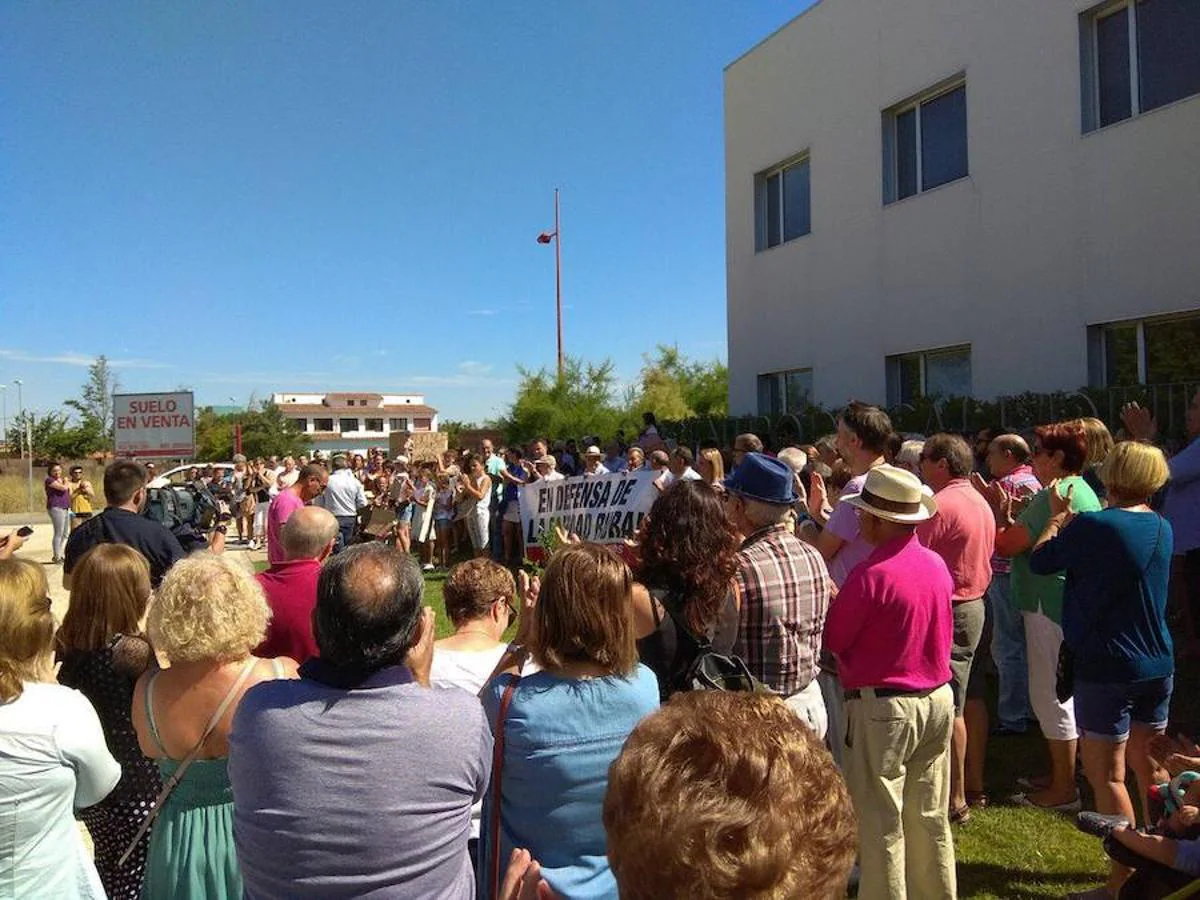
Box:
[1054,514,1164,704]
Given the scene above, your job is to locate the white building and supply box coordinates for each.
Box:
[725,0,1200,417]
[271,392,438,454]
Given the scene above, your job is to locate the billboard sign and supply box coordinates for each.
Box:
[113,392,195,458]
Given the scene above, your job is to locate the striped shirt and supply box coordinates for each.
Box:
[991,464,1041,574]
[732,523,833,696]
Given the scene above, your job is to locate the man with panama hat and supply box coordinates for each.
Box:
[824,464,957,900]
[724,452,833,737]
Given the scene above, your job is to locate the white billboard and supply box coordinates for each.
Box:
[113,392,195,458]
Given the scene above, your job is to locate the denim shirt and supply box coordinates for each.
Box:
[477,666,659,899]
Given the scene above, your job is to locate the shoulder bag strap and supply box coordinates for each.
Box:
[118,657,260,867]
[488,676,520,899]
[661,594,712,651]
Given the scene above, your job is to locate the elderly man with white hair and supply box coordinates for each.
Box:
[255,505,339,664]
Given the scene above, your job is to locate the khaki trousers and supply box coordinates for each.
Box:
[845,684,957,900]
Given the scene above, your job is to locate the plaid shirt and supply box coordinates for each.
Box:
[732,523,833,696]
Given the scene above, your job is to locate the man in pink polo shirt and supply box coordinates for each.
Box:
[917,433,997,826]
[824,465,955,900]
[267,463,328,565]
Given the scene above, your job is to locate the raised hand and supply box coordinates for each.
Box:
[1120,402,1157,442]
[404,606,436,687]
[1047,479,1076,526]
[807,470,829,520]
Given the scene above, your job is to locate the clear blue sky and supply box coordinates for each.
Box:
[1,1,812,424]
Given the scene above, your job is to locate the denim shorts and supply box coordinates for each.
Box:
[1073,675,1172,742]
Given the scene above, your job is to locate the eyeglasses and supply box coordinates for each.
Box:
[502,596,518,619]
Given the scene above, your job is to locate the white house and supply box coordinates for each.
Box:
[725,0,1200,417]
[271,392,438,454]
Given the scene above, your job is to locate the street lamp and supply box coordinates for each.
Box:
[536,188,564,382]
[0,384,6,455]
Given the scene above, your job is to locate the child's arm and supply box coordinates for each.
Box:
[1111,826,1183,869]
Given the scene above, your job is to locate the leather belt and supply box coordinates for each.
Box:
[844,686,933,700]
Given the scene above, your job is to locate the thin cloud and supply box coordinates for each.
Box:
[457,360,493,376]
[0,349,167,369]
[468,309,498,317]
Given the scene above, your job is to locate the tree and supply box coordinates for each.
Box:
[193,402,307,461]
[494,357,637,444]
[629,345,728,421]
[64,355,119,451]
[4,410,100,462]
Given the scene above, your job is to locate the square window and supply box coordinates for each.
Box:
[314,418,333,432]
[1144,315,1200,384]
[755,156,811,250]
[339,418,358,433]
[757,368,813,416]
[364,418,383,432]
[886,346,971,405]
[1137,0,1200,113]
[1082,0,1200,132]
[389,418,408,431]
[291,418,308,431]
[884,79,968,204]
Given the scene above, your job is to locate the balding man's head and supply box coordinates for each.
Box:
[314,543,425,669]
[281,506,339,561]
[987,433,1032,478]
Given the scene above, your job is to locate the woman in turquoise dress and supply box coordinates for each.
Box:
[131,553,297,899]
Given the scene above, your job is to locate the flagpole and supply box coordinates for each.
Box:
[554,188,563,382]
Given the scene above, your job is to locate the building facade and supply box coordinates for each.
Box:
[271,392,438,454]
[725,0,1200,417]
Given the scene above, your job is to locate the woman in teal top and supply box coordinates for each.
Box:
[478,544,659,900]
[131,554,297,900]
[1030,440,1173,853]
[992,423,1101,811]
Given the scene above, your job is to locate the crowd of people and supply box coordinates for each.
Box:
[0,389,1197,898]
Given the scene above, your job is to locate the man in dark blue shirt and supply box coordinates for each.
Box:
[64,460,187,588]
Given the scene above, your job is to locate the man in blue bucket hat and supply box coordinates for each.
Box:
[723,452,834,737]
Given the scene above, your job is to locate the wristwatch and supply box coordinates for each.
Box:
[214,525,228,535]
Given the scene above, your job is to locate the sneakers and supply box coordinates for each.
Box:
[1010,791,1082,813]
[422,563,434,572]
[248,539,259,551]
[1076,812,1131,838]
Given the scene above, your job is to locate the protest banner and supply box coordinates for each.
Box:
[113,392,195,458]
[520,470,658,558]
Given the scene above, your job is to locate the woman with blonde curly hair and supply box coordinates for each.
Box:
[0,558,120,899]
[131,553,297,899]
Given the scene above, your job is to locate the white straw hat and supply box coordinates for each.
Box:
[840,464,938,524]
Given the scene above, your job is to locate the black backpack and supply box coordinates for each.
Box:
[660,599,766,696]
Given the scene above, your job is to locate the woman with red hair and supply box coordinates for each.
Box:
[990,422,1102,810]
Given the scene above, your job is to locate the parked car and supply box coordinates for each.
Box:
[148,463,236,489]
